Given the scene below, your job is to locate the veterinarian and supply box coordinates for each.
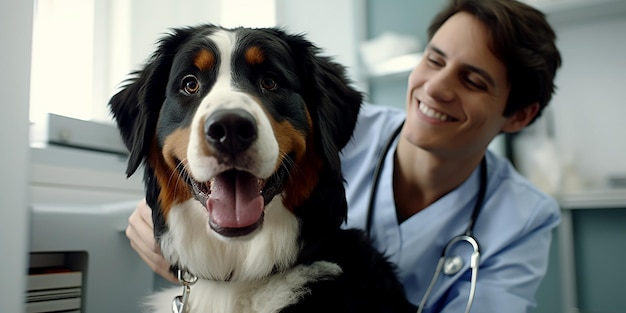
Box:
[125,0,562,312]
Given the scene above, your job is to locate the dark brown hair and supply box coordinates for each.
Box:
[428,0,562,125]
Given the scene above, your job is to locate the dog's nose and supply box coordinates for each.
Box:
[205,108,258,155]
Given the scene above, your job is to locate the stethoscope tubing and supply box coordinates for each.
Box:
[365,121,488,313]
[365,121,404,235]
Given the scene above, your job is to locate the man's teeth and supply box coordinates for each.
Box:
[419,102,451,121]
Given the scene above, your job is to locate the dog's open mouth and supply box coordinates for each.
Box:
[191,169,268,237]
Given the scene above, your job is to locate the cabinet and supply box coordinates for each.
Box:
[522,0,626,25]
[535,190,626,313]
[27,253,86,313]
[28,145,154,313]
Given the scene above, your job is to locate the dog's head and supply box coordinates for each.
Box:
[110,24,361,279]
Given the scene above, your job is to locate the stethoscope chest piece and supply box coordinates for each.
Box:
[443,255,464,276]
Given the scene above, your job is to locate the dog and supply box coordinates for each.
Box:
[110,24,415,313]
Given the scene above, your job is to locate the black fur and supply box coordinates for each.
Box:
[286,228,416,312]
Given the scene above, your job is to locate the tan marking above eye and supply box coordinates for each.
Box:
[194,49,215,71]
[245,46,265,65]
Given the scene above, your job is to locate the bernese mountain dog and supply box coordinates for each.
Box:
[109,24,415,313]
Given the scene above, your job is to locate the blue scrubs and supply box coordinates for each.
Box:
[341,104,561,313]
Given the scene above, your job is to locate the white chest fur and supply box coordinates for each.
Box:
[145,261,342,313]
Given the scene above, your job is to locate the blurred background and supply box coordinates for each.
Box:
[2,0,625,312]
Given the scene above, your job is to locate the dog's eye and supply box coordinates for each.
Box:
[181,75,200,95]
[260,77,277,91]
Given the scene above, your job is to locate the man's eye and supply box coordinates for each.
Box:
[181,75,200,95]
[260,77,278,90]
[426,55,444,67]
[465,76,487,91]
[424,52,446,67]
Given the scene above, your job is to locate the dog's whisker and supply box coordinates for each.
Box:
[178,159,192,186]
[277,149,299,179]
[167,158,190,191]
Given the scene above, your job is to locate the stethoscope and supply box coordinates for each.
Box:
[365,122,487,313]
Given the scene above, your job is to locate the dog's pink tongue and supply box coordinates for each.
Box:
[208,171,264,229]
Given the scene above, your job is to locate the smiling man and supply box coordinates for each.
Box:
[342,1,562,312]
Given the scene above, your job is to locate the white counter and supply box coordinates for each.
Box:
[557,188,626,209]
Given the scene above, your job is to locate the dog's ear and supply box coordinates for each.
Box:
[310,58,363,152]
[277,30,363,229]
[281,31,363,174]
[109,27,194,177]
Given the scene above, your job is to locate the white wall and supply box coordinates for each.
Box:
[275,0,367,91]
[550,15,626,188]
[0,0,33,311]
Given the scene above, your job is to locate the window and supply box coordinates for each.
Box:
[30,0,96,122]
[221,0,276,28]
[29,0,276,125]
